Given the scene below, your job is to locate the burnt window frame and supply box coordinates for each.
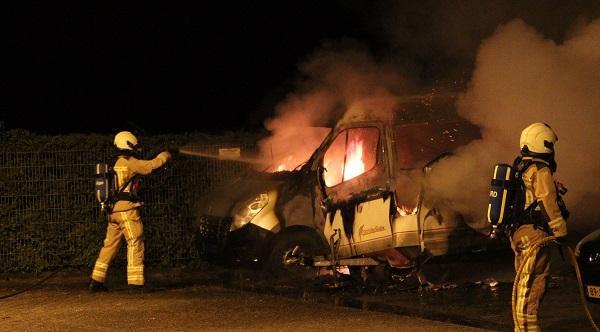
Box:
[322,125,381,188]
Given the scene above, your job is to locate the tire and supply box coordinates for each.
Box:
[265,230,326,279]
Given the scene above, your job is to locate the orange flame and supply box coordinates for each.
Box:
[398,205,418,216]
[272,156,294,172]
[343,139,365,181]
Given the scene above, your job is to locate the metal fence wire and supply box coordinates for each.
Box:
[0,141,257,273]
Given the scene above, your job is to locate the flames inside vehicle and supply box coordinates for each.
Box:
[194,94,496,284]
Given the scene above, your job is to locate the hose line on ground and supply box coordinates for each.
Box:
[0,267,65,300]
[511,236,598,331]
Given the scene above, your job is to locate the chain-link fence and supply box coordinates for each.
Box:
[0,137,258,273]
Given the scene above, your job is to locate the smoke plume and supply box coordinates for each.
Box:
[426,18,600,235]
[258,3,600,238]
[257,40,414,170]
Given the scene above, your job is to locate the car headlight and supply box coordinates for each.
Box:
[230,193,269,231]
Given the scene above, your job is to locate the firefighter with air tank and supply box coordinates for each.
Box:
[512,122,569,331]
[89,131,172,293]
[489,122,569,331]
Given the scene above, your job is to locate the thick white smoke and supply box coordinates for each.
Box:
[257,14,600,239]
[426,19,600,235]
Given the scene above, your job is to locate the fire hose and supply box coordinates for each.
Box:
[0,268,66,300]
[0,246,90,300]
[511,236,599,331]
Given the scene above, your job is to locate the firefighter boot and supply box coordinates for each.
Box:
[88,279,108,293]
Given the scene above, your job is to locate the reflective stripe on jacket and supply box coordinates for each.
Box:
[112,152,170,212]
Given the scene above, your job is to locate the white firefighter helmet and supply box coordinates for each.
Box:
[114,131,139,150]
[519,122,558,155]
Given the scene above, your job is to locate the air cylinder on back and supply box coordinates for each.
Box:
[95,162,110,204]
[487,163,514,227]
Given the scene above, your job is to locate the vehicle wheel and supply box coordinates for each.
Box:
[265,230,326,280]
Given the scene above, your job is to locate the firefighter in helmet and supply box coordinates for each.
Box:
[511,122,568,331]
[89,131,171,292]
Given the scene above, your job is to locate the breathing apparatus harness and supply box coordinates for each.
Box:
[95,150,142,214]
[488,155,568,240]
[506,157,549,237]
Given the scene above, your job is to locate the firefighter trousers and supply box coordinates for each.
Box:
[91,209,145,285]
[511,224,551,332]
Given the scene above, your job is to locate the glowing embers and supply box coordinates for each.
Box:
[398,205,418,216]
[275,155,294,172]
[323,127,379,187]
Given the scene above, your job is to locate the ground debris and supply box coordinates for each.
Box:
[483,278,499,288]
[465,277,500,290]
[418,282,458,292]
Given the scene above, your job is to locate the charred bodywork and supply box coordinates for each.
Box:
[196,95,494,273]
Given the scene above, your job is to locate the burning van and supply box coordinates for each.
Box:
[195,94,494,277]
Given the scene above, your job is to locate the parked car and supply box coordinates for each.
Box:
[576,229,600,303]
[195,94,496,277]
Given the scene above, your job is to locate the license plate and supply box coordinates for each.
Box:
[588,285,600,299]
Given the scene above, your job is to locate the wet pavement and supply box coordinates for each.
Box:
[1,286,487,331]
[211,246,599,331]
[1,246,598,331]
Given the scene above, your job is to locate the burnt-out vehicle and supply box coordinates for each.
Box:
[195,95,494,276]
[576,229,600,303]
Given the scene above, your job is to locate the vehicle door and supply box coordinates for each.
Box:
[317,124,393,258]
[393,120,481,255]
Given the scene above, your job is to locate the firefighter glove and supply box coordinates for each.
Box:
[158,151,172,163]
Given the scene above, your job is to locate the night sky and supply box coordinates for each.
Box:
[8,1,599,135]
[9,2,371,135]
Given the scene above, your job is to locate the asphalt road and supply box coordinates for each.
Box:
[1,283,485,331]
[1,247,597,331]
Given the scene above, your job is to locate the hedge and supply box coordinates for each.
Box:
[0,129,261,273]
